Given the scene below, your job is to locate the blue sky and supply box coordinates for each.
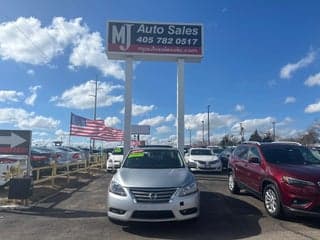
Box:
[1,0,320,146]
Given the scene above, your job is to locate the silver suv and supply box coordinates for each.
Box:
[107,147,200,222]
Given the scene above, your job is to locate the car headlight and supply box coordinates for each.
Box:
[179,182,198,196]
[282,176,315,187]
[109,180,127,196]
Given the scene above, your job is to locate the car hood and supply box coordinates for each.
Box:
[190,155,218,161]
[275,164,320,181]
[114,168,194,188]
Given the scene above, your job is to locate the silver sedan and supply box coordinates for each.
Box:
[107,147,200,222]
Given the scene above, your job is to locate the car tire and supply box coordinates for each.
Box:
[228,171,240,194]
[263,184,282,218]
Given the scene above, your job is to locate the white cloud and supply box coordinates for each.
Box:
[165,114,175,122]
[0,17,87,65]
[51,80,123,109]
[231,117,275,134]
[0,17,124,79]
[235,104,245,112]
[121,104,155,116]
[69,32,124,80]
[284,96,296,104]
[55,129,69,136]
[27,69,35,75]
[156,126,171,134]
[138,114,175,127]
[0,90,24,102]
[304,72,320,87]
[0,108,60,129]
[185,112,237,130]
[280,51,316,79]
[24,85,41,106]
[139,116,165,126]
[104,116,121,127]
[305,101,320,113]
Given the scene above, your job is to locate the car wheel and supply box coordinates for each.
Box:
[228,171,240,194]
[263,184,282,218]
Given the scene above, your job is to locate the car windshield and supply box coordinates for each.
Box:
[191,149,212,156]
[122,149,185,169]
[261,145,320,165]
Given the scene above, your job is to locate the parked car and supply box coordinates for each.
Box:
[63,146,88,162]
[0,155,31,186]
[185,147,222,172]
[31,147,56,168]
[207,145,224,155]
[107,146,200,222]
[106,146,124,172]
[219,147,235,169]
[228,141,320,218]
[52,146,82,165]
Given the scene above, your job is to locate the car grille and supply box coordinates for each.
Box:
[129,187,177,203]
[312,205,320,213]
[197,160,206,165]
[131,210,174,219]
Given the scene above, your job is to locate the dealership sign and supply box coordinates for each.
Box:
[131,125,150,135]
[107,21,203,61]
[0,130,31,155]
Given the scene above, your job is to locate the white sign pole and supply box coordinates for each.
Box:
[177,58,185,155]
[124,57,133,157]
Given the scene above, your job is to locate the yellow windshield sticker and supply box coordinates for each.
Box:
[128,151,144,158]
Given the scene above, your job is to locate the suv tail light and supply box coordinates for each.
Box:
[72,153,80,159]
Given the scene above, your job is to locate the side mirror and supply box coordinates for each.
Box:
[248,157,260,164]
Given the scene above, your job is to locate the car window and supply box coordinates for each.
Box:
[122,149,184,169]
[233,146,248,160]
[190,149,212,155]
[261,145,320,165]
[248,146,260,160]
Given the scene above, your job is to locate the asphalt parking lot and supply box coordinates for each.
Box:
[0,171,320,240]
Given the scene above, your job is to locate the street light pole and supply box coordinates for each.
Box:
[207,105,210,146]
[272,121,276,141]
[202,120,204,145]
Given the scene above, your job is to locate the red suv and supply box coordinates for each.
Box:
[228,141,320,218]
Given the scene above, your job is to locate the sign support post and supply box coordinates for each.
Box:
[124,57,133,157]
[107,21,203,154]
[177,58,185,155]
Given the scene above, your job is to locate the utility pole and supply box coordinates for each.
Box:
[207,105,210,146]
[240,122,244,143]
[202,120,205,145]
[272,121,276,141]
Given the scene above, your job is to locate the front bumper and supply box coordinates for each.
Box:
[107,190,200,222]
[190,161,222,172]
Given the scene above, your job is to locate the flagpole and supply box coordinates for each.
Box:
[69,112,73,145]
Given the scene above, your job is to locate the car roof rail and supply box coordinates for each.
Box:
[271,141,302,146]
[242,141,261,145]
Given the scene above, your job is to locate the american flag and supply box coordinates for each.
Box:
[70,113,124,141]
[91,126,124,142]
[70,113,105,137]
